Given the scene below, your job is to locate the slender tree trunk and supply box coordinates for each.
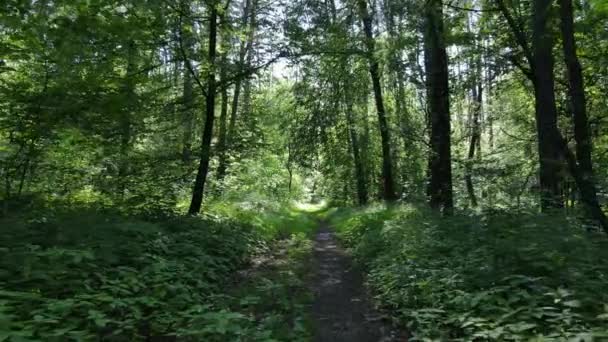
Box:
[424,0,453,214]
[383,0,413,191]
[17,150,31,197]
[532,0,563,211]
[241,0,258,128]
[344,81,369,206]
[286,141,294,193]
[288,167,293,193]
[242,16,257,127]
[180,9,196,163]
[179,9,196,163]
[465,34,483,208]
[357,0,397,202]
[216,14,231,182]
[226,0,256,169]
[182,58,195,162]
[464,13,481,208]
[559,0,608,231]
[3,164,10,216]
[188,3,218,215]
[361,90,372,196]
[118,40,136,198]
[216,63,229,182]
[465,83,481,208]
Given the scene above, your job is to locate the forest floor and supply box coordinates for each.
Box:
[309,220,407,342]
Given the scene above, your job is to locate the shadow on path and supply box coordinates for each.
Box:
[310,221,407,342]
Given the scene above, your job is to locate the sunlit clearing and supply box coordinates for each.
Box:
[293,199,327,213]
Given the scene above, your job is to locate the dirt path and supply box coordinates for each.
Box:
[310,221,406,342]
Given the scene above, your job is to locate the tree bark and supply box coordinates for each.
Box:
[180,7,195,163]
[216,14,232,182]
[357,0,397,202]
[181,57,195,163]
[118,40,136,198]
[465,81,481,208]
[344,80,369,206]
[241,0,259,128]
[242,4,258,127]
[188,3,218,215]
[225,0,257,172]
[559,0,608,231]
[498,0,564,211]
[532,0,563,210]
[424,0,453,214]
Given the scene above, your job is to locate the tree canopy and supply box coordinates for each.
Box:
[2,0,608,340]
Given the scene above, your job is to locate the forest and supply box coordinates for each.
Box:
[1,0,608,340]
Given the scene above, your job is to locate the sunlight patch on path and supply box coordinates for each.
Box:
[294,200,328,213]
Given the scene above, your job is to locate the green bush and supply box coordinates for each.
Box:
[0,206,307,341]
[206,200,318,239]
[331,205,608,341]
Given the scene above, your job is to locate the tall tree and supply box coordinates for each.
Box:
[356,0,397,202]
[424,0,453,214]
[559,0,608,230]
[464,9,483,208]
[532,0,563,210]
[181,20,196,163]
[498,0,608,223]
[118,40,137,198]
[219,0,258,180]
[216,7,233,184]
[497,0,563,210]
[188,2,219,215]
[344,72,368,206]
[465,70,482,208]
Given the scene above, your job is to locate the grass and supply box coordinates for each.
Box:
[0,201,318,341]
[329,204,608,341]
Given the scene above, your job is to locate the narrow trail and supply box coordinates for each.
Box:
[310,221,407,342]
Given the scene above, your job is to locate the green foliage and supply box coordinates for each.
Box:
[212,232,314,342]
[0,206,314,341]
[206,200,318,239]
[331,205,608,341]
[2,0,608,340]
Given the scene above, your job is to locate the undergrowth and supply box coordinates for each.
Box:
[0,201,316,341]
[330,205,608,341]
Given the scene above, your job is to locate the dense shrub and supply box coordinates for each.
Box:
[331,205,608,341]
[0,205,313,341]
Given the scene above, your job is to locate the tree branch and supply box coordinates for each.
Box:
[496,0,533,67]
[177,9,208,98]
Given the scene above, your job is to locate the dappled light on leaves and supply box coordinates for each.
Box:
[1,0,608,340]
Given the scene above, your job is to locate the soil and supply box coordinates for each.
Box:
[310,221,408,342]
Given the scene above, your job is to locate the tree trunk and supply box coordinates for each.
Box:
[216,61,229,183]
[181,59,195,163]
[118,40,136,198]
[532,0,563,211]
[188,3,218,215]
[178,6,195,164]
[383,0,413,192]
[465,29,483,208]
[424,0,453,214]
[344,81,369,206]
[3,164,10,216]
[180,6,195,163]
[357,0,397,202]
[465,82,481,208]
[559,0,608,231]
[216,14,232,182]
[241,0,258,128]
[226,0,257,171]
